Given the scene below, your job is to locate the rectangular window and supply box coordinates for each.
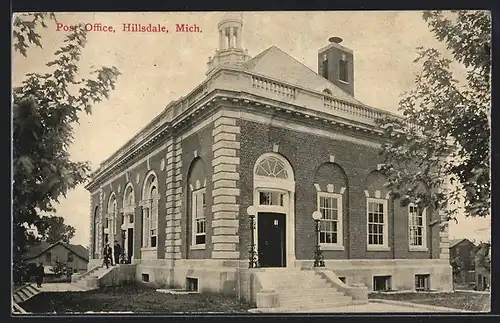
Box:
[150,200,158,248]
[67,253,73,262]
[409,204,427,250]
[415,274,430,291]
[317,193,343,247]
[367,198,388,250]
[192,189,206,246]
[373,276,392,292]
[259,191,284,206]
[129,214,134,223]
[45,252,52,263]
[339,59,348,82]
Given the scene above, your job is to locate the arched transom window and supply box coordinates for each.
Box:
[255,155,289,179]
[106,194,117,244]
[142,172,159,249]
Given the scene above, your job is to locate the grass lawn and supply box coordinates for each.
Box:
[368,291,491,312]
[21,284,254,314]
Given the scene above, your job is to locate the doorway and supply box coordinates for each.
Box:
[258,213,286,267]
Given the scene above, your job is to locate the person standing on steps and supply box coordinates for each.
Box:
[104,243,112,268]
[113,240,122,266]
[36,262,44,288]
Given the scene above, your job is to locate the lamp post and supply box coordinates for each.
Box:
[312,211,325,267]
[247,206,258,268]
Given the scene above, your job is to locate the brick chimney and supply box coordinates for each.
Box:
[318,37,354,96]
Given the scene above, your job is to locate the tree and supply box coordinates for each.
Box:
[52,259,67,277]
[376,11,491,224]
[12,13,121,278]
[35,216,76,244]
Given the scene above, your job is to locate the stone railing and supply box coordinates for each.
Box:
[323,95,384,121]
[251,75,296,99]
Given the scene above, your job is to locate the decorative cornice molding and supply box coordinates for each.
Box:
[86,88,392,191]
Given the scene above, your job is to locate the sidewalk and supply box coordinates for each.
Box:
[455,289,490,294]
[37,283,86,292]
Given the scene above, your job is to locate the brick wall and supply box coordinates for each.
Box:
[239,119,435,261]
[181,124,214,259]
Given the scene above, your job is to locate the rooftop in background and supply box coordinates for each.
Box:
[23,240,89,262]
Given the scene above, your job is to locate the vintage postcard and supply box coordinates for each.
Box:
[12,11,491,314]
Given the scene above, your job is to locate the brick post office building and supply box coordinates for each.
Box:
[85,14,453,298]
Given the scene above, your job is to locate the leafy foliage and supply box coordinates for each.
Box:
[12,13,121,278]
[34,216,76,244]
[52,259,67,276]
[376,11,491,223]
[474,242,491,272]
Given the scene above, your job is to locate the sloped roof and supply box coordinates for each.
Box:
[449,238,474,249]
[23,241,52,260]
[23,241,89,262]
[242,46,364,106]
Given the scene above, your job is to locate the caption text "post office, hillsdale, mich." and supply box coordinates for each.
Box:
[55,22,202,33]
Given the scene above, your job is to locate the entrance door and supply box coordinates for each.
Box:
[258,213,286,267]
[127,228,134,263]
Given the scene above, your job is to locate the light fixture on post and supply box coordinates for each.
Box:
[312,210,325,268]
[247,205,258,268]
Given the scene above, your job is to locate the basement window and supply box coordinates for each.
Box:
[339,277,346,284]
[142,273,150,282]
[415,274,430,291]
[186,277,198,292]
[373,275,392,292]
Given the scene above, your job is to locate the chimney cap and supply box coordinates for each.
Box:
[329,36,343,44]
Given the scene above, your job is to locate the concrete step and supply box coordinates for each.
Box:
[15,291,30,302]
[13,294,23,304]
[18,288,33,299]
[275,281,333,290]
[275,298,354,312]
[26,285,40,294]
[278,289,344,300]
[279,295,352,308]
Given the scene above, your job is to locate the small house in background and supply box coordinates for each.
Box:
[23,241,89,281]
[449,238,476,286]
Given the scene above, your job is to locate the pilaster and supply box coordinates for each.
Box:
[211,111,241,259]
[439,210,450,260]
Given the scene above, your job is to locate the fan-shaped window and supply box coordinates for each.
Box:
[255,155,289,179]
[323,88,332,95]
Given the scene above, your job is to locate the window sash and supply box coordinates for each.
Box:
[317,194,342,245]
[367,200,386,246]
[409,205,425,247]
[192,189,206,245]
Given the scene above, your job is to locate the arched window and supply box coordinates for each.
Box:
[123,184,135,224]
[150,186,158,247]
[106,194,117,244]
[255,155,289,179]
[323,88,332,95]
[142,172,159,248]
[187,157,207,250]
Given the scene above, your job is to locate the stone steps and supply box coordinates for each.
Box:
[12,284,40,304]
[71,265,114,291]
[278,288,344,300]
[279,294,352,308]
[257,269,360,312]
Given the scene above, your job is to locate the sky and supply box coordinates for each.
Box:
[12,11,491,247]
